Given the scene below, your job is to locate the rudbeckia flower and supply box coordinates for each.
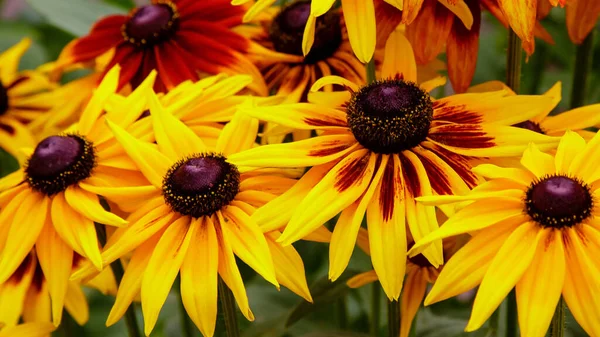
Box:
[55,0,267,94]
[0,39,57,159]
[235,0,473,64]
[229,29,559,300]
[241,1,365,102]
[410,131,600,337]
[0,322,55,337]
[74,96,312,337]
[0,67,176,323]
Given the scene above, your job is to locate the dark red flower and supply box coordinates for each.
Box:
[56,0,267,94]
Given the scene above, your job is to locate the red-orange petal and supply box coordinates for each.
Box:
[446,0,481,93]
[405,0,454,65]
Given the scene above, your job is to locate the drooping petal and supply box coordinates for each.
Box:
[35,223,73,326]
[466,222,542,331]
[425,217,522,305]
[400,270,428,337]
[266,232,312,302]
[566,0,600,44]
[141,216,195,336]
[516,229,564,337]
[63,281,89,325]
[0,192,47,284]
[180,217,219,337]
[280,150,376,245]
[497,0,536,55]
[405,0,453,65]
[446,0,480,93]
[342,0,376,63]
[347,270,379,288]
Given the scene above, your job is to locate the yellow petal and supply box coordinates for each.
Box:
[439,0,474,29]
[64,281,89,325]
[221,207,278,287]
[516,229,564,337]
[0,192,47,284]
[216,109,259,156]
[568,130,600,182]
[0,38,31,84]
[497,0,536,54]
[400,270,427,337]
[106,119,171,188]
[425,217,521,305]
[149,92,206,160]
[553,130,586,174]
[310,75,360,93]
[302,14,317,56]
[311,0,337,16]
[347,270,378,288]
[280,150,376,245]
[382,28,417,82]
[240,102,348,130]
[242,0,277,22]
[342,0,376,63]
[520,143,556,178]
[64,186,127,227]
[0,254,35,325]
[0,322,55,337]
[471,164,534,187]
[266,232,312,302]
[78,65,120,135]
[141,216,195,335]
[180,217,219,337]
[466,222,542,331]
[367,155,407,300]
[35,223,73,326]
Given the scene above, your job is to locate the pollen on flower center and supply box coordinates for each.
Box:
[162,154,240,218]
[25,134,96,195]
[346,79,433,154]
[0,80,8,115]
[269,0,342,63]
[525,175,593,228]
[513,120,545,134]
[122,2,179,46]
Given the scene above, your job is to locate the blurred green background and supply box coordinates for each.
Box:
[0,0,598,336]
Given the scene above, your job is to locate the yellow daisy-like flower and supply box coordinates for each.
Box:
[0,66,176,324]
[0,322,55,337]
[229,29,559,300]
[410,131,600,337]
[74,95,311,337]
[0,39,57,159]
[233,0,473,63]
[241,2,365,102]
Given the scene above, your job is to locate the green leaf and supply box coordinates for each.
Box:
[0,149,18,178]
[286,270,359,328]
[26,0,127,37]
[103,0,135,10]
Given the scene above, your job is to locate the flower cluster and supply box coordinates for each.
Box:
[0,0,599,337]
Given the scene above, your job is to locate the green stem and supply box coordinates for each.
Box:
[550,298,565,337]
[570,30,595,108]
[387,299,400,337]
[336,296,349,330]
[371,282,381,336]
[96,224,142,337]
[506,29,522,93]
[58,310,75,337]
[218,278,240,337]
[366,58,377,84]
[505,292,518,337]
[487,307,499,337]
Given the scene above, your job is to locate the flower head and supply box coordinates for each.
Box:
[71,95,312,337]
[55,0,267,94]
[229,29,559,300]
[410,131,600,337]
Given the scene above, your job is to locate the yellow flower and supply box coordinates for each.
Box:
[233,0,473,64]
[229,29,559,301]
[0,39,57,160]
[0,66,175,324]
[411,131,600,337]
[72,95,312,337]
[0,322,55,337]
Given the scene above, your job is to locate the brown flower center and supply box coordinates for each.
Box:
[347,79,433,154]
[162,154,240,218]
[0,80,9,116]
[525,175,593,228]
[269,0,342,63]
[513,120,545,134]
[123,2,179,46]
[25,134,96,195]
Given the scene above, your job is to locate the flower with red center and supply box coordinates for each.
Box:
[55,0,267,94]
[228,29,560,300]
[410,131,600,337]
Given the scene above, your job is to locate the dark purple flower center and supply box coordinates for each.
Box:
[269,0,342,63]
[347,79,433,154]
[124,3,178,46]
[0,80,8,116]
[163,154,240,218]
[409,253,433,268]
[25,135,96,195]
[525,175,592,228]
[513,120,545,134]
